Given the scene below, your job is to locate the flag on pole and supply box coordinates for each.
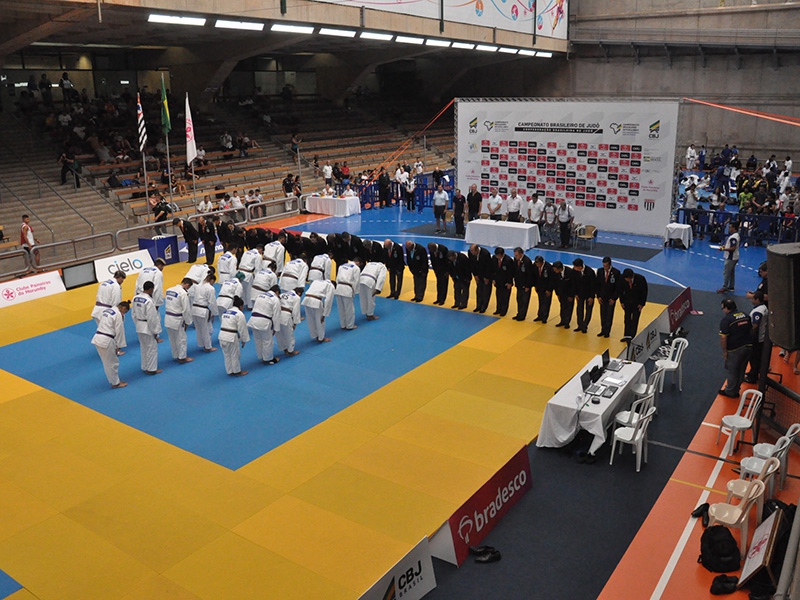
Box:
[136,93,148,152]
[185,93,197,164]
[160,73,171,135]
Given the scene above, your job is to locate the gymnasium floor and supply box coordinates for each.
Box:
[0,203,773,600]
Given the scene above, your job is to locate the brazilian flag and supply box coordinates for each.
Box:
[161,74,171,135]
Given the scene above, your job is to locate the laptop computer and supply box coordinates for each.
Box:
[602,348,624,372]
[581,370,605,396]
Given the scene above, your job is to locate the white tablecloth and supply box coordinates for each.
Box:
[664,223,693,248]
[464,220,540,250]
[536,356,645,454]
[306,195,361,218]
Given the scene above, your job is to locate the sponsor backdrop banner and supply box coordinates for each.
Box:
[93,250,154,281]
[668,286,693,331]
[309,0,568,37]
[456,99,680,236]
[0,271,66,308]
[447,445,532,565]
[358,538,436,600]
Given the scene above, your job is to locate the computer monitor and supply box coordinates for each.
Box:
[601,348,610,370]
[580,370,592,391]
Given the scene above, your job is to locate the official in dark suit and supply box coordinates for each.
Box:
[327,233,347,267]
[532,255,554,324]
[428,242,450,305]
[493,247,514,317]
[368,238,387,264]
[384,239,405,299]
[469,244,494,313]
[405,241,428,302]
[448,250,471,309]
[173,217,199,263]
[199,216,217,266]
[619,268,648,341]
[596,256,621,338]
[512,248,534,321]
[341,232,365,263]
[572,257,597,334]
[552,260,576,328]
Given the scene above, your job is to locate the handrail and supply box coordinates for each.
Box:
[0,177,56,243]
[0,249,32,280]
[70,169,130,228]
[33,233,117,271]
[571,27,800,47]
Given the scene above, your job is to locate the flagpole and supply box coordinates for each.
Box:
[191,161,197,206]
[137,92,151,224]
[161,73,174,205]
[142,153,151,224]
[185,93,198,208]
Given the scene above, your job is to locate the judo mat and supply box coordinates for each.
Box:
[0,260,665,600]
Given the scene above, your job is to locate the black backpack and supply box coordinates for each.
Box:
[698,525,741,573]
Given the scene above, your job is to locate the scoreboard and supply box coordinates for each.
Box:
[456,99,679,237]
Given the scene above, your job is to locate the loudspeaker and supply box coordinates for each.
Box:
[767,243,800,351]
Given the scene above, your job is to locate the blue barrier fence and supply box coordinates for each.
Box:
[327,168,457,209]
[676,208,799,245]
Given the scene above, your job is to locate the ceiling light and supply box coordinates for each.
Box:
[452,42,475,50]
[426,39,451,47]
[120,80,130,85]
[536,51,554,58]
[518,49,537,56]
[320,27,357,38]
[475,44,498,52]
[148,14,206,26]
[499,47,518,54]
[215,19,264,31]
[271,23,314,34]
[396,35,424,45]
[361,31,393,41]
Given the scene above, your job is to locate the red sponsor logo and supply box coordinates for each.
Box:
[575,199,585,206]
[668,287,693,330]
[628,204,639,211]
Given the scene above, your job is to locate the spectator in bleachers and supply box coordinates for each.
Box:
[197,195,213,213]
[195,145,208,167]
[332,162,343,183]
[236,132,249,158]
[39,74,53,107]
[322,160,333,186]
[293,176,302,199]
[746,154,758,171]
[220,131,233,152]
[230,191,245,222]
[414,158,424,178]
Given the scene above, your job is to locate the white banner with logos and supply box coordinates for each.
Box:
[0,271,66,308]
[456,99,680,236]
[93,250,154,281]
[359,538,436,600]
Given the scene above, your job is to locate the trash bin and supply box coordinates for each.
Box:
[139,235,179,265]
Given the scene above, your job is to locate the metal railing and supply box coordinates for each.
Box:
[571,27,800,48]
[0,177,56,243]
[0,249,32,279]
[676,208,799,245]
[33,233,117,271]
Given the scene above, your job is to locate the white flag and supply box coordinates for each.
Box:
[185,93,197,164]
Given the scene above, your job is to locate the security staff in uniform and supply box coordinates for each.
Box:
[572,258,597,334]
[532,256,554,324]
[493,247,514,317]
[596,257,621,338]
[512,247,534,321]
[427,242,450,306]
[719,298,752,398]
[552,261,576,329]
[469,244,494,313]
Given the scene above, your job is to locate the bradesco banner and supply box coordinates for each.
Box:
[448,446,532,565]
[358,538,436,600]
[93,250,153,281]
[668,286,693,331]
[0,271,66,308]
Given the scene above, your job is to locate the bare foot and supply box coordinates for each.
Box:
[319,337,331,343]
[234,370,249,377]
[112,381,128,388]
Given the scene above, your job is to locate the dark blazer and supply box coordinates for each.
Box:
[449,253,472,281]
[532,261,555,293]
[513,255,534,288]
[386,242,405,271]
[554,267,576,298]
[469,246,494,280]
[619,274,649,309]
[200,219,216,243]
[327,233,346,264]
[370,240,387,264]
[493,254,514,287]
[596,266,622,300]
[573,267,597,299]
[429,244,450,274]
[406,243,429,275]
[180,219,198,242]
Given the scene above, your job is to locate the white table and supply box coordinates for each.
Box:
[306,195,361,217]
[465,220,540,250]
[536,356,645,455]
[664,223,693,248]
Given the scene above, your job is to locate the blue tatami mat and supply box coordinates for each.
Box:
[0,297,491,470]
[0,570,21,600]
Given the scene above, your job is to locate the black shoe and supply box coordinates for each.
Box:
[743,376,757,384]
[581,329,588,334]
[513,316,524,321]
[597,332,606,337]
[620,336,632,342]
[473,308,480,312]
[469,545,496,556]
[691,502,709,518]
[585,453,597,464]
[451,304,459,309]
[719,389,739,398]
[475,549,501,563]
[533,317,542,322]
[576,452,587,464]
[573,327,582,332]
[604,334,610,338]
[493,311,501,315]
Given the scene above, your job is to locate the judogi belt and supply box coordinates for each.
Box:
[252,285,268,293]
[310,266,324,273]
[219,294,233,300]
[95,302,111,307]
[166,311,183,317]
[95,330,114,338]
[221,328,239,334]
[193,303,208,310]
[251,312,272,320]
[306,294,323,301]
[281,306,293,313]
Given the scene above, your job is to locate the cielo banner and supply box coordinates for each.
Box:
[358,538,436,600]
[0,271,66,308]
[448,445,532,565]
[93,250,153,281]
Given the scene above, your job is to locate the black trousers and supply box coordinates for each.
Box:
[557,295,574,326]
[203,239,216,265]
[434,270,449,304]
[559,221,571,247]
[406,190,416,211]
[507,211,520,223]
[536,290,552,322]
[453,279,469,308]
[748,341,764,378]
[412,270,427,300]
[379,187,389,208]
[455,214,465,236]
[515,287,531,319]
[186,239,199,263]
[389,268,403,298]
[623,306,641,338]
[495,283,511,316]
[575,296,594,331]
[598,298,615,335]
[475,278,492,312]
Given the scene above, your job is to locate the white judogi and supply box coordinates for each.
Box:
[217,251,238,283]
[91,306,126,385]
[264,240,286,275]
[218,307,250,374]
[217,279,243,312]
[91,279,122,324]
[252,267,278,297]
[135,267,164,306]
[359,262,387,317]
[132,292,161,373]
[279,258,309,293]
[248,291,281,363]
[276,290,301,353]
[238,248,263,307]
[334,262,360,330]
[185,264,210,306]
[301,280,335,341]
[308,254,332,282]
[192,281,218,351]
[164,284,192,360]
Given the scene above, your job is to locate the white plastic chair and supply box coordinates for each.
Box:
[614,391,655,429]
[654,338,689,392]
[716,390,763,457]
[741,436,791,498]
[630,367,665,411]
[726,457,779,526]
[753,423,800,491]
[708,479,766,555]
[610,406,657,472]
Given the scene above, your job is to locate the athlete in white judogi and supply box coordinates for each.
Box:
[359,261,387,320]
[264,236,286,275]
[91,271,126,324]
[132,281,163,374]
[248,288,282,365]
[238,246,263,308]
[91,301,129,388]
[334,260,361,330]
[276,289,302,356]
[301,279,336,342]
[308,253,332,282]
[217,274,244,313]
[217,250,238,283]
[218,296,250,376]
[192,273,219,352]
[135,259,165,306]
[279,258,309,293]
[164,278,194,363]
